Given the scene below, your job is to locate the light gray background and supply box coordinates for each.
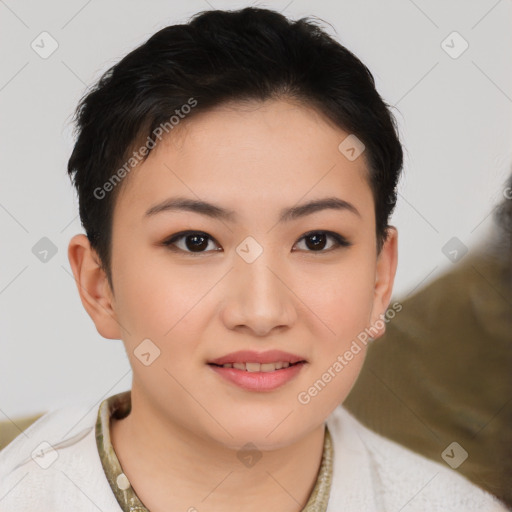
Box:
[1,0,511,417]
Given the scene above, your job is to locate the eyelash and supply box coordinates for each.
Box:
[161,230,352,256]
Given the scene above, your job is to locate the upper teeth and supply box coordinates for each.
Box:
[221,362,292,372]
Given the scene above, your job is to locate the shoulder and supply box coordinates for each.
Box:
[325,405,509,512]
[0,400,120,512]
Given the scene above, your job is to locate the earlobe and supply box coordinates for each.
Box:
[369,226,399,340]
[67,234,121,340]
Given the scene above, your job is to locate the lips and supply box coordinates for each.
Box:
[207,350,307,366]
[207,350,308,391]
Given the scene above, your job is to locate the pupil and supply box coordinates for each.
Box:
[306,233,326,251]
[186,234,208,252]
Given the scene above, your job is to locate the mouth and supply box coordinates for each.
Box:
[207,352,307,392]
[207,349,307,367]
[207,361,305,372]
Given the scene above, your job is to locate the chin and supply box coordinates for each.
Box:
[207,419,312,452]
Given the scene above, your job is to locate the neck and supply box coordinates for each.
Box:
[110,389,327,512]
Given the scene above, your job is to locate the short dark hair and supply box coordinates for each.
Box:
[67,6,404,291]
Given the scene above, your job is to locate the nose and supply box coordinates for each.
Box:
[221,250,297,337]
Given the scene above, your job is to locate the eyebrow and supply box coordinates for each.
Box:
[144,196,361,223]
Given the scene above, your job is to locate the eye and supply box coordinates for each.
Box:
[162,231,221,255]
[294,231,352,253]
[162,230,351,255]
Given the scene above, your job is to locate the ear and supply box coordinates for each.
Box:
[67,234,122,340]
[368,226,398,340]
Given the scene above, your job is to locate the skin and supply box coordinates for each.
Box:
[68,98,398,512]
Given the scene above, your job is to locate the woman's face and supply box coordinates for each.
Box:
[96,98,397,450]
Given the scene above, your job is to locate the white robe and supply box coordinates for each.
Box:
[0,397,507,511]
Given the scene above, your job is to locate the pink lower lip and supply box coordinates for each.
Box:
[208,362,306,392]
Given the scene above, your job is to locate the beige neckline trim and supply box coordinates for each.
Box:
[95,390,333,512]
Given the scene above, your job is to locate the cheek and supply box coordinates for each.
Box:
[112,247,188,339]
[113,270,206,402]
[297,253,376,339]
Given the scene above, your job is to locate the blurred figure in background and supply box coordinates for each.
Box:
[345,171,512,508]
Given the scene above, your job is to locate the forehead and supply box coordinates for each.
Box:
[114,98,373,226]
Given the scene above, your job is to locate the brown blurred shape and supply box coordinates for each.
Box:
[345,173,512,508]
